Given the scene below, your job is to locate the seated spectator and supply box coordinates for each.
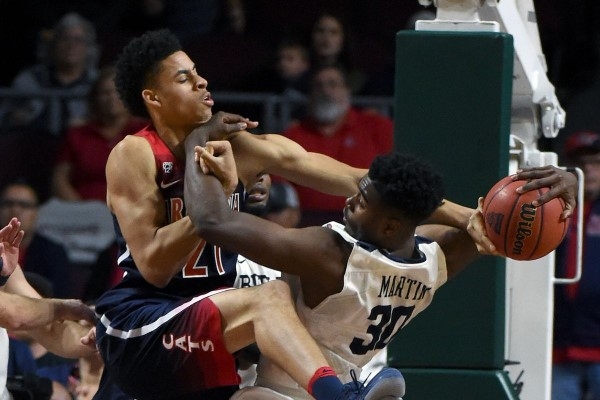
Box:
[52,66,149,202]
[36,198,118,303]
[0,180,75,299]
[0,12,100,136]
[235,36,311,128]
[284,65,393,226]
[309,12,367,95]
[242,36,310,95]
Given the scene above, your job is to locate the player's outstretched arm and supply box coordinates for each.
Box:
[3,266,97,358]
[225,130,364,195]
[416,224,482,280]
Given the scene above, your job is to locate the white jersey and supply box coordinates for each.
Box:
[0,328,11,400]
[235,255,282,289]
[251,222,448,399]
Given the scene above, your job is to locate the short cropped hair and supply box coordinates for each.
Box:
[369,152,445,224]
[114,29,182,118]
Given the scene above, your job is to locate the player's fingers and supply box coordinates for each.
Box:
[468,199,498,254]
[0,218,18,240]
[194,146,212,174]
[513,166,555,180]
[560,203,575,220]
[205,140,233,156]
[219,112,259,129]
[11,230,24,248]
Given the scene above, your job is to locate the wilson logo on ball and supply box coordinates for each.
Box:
[511,203,536,256]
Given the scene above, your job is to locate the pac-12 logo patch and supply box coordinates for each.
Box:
[162,162,173,175]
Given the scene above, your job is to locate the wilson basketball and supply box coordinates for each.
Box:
[482,175,570,261]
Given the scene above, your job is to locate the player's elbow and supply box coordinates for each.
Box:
[191,217,221,239]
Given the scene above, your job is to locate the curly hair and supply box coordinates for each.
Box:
[369,152,445,224]
[114,29,182,118]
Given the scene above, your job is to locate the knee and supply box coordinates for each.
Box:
[256,279,292,305]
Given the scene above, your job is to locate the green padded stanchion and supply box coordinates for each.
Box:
[387,31,518,399]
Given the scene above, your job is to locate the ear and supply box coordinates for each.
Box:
[383,217,402,236]
[142,89,160,106]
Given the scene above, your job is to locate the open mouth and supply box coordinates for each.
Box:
[246,187,268,203]
[203,92,214,107]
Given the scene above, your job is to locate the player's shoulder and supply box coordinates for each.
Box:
[106,134,154,177]
[110,134,151,158]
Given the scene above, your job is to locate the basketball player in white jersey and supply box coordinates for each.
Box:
[184,136,576,399]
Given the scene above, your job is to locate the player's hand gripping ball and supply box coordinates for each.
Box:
[482,175,570,260]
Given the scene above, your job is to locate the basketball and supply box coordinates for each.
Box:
[482,175,570,261]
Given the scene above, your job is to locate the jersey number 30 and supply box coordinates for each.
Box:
[350,304,415,355]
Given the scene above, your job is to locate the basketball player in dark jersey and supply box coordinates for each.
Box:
[93,29,408,400]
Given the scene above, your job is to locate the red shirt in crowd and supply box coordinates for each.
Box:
[284,107,393,221]
[55,118,149,201]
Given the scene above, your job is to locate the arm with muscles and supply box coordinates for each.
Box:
[220,129,577,251]
[105,135,203,288]
[0,219,96,359]
[416,224,482,280]
[184,139,347,298]
[223,132,482,234]
[417,196,517,274]
[1,276,94,332]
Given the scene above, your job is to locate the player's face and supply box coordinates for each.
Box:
[150,51,214,129]
[243,172,271,215]
[343,176,387,244]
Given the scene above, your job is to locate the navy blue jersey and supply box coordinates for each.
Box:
[95,126,242,319]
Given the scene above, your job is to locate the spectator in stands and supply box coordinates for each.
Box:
[0,12,99,136]
[242,36,311,95]
[0,180,75,298]
[52,66,149,202]
[235,36,311,127]
[309,12,367,94]
[552,130,600,400]
[284,65,393,226]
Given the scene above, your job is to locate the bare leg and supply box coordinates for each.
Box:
[210,280,328,391]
